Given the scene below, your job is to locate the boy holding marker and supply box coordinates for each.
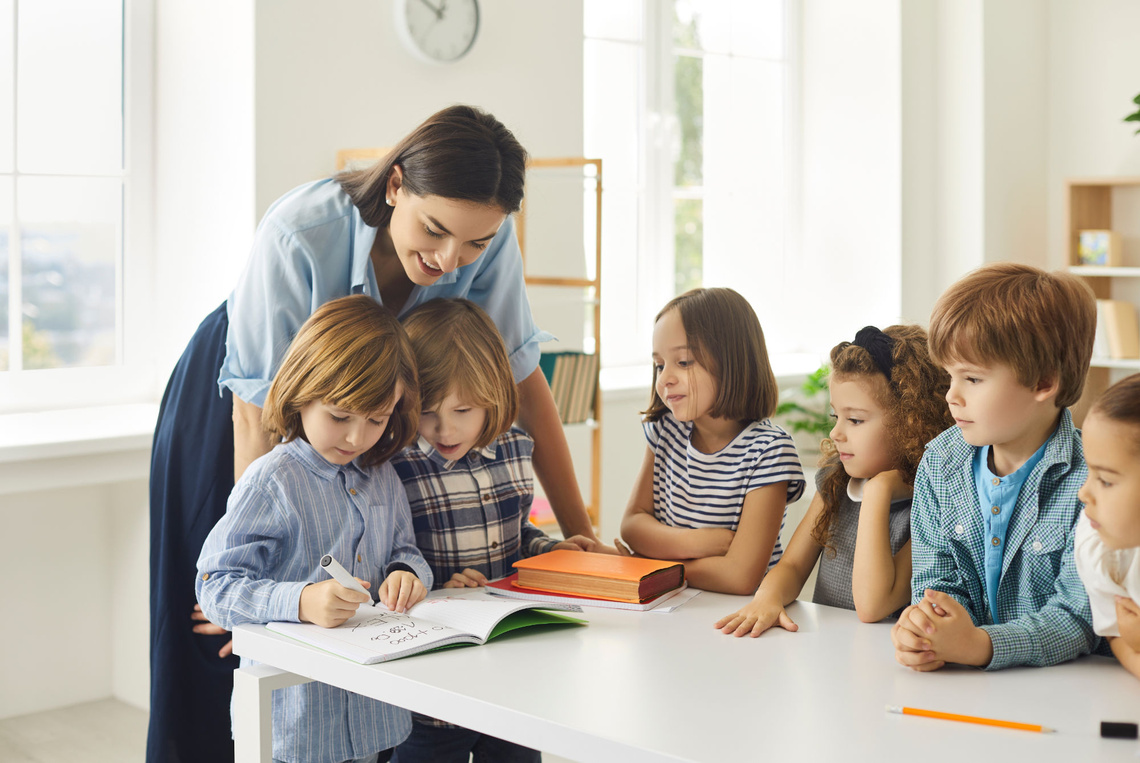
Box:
[892,263,1104,670]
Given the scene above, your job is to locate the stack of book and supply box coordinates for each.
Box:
[486,550,687,611]
[539,351,599,424]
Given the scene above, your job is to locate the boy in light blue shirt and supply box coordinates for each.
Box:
[892,263,1104,670]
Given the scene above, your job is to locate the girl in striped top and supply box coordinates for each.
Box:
[618,288,805,595]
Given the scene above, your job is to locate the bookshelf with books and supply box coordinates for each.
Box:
[519,158,603,530]
[1065,177,1140,424]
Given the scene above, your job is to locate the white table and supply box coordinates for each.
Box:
[232,591,1140,762]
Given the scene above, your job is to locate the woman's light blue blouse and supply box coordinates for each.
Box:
[218,178,551,407]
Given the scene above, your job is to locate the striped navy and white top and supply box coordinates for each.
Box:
[196,437,432,763]
[644,413,805,568]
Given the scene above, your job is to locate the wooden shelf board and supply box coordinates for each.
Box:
[1069,266,1140,278]
[1090,357,1140,370]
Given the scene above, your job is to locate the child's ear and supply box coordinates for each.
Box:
[1033,374,1060,403]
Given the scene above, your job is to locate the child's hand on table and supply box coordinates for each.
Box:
[379,571,426,613]
[891,589,991,670]
[442,569,489,588]
[300,578,371,628]
[714,590,798,637]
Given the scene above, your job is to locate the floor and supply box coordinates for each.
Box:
[0,700,148,763]
[0,699,573,763]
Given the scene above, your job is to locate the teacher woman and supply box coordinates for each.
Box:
[147,105,598,763]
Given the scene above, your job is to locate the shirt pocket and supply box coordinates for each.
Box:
[1019,521,1070,604]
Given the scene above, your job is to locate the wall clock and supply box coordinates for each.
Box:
[395,0,480,64]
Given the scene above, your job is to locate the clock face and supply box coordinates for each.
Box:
[396,0,480,64]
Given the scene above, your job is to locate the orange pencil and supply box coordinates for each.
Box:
[886,705,1054,733]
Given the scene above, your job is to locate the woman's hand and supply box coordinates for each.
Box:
[191,604,233,658]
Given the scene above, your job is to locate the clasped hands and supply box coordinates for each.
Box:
[890,588,993,670]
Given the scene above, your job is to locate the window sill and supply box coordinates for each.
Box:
[0,403,159,495]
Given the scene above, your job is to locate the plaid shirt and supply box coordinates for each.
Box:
[390,426,558,589]
[911,409,1103,670]
[390,427,559,732]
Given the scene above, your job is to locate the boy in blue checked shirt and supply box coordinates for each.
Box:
[390,299,597,763]
[891,263,1105,671]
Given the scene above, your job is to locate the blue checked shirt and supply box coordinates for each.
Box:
[391,427,558,588]
[910,409,1102,670]
[196,438,432,763]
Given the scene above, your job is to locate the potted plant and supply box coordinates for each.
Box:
[1126,92,1140,134]
[775,363,832,456]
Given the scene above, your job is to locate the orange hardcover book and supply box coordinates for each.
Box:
[512,550,685,603]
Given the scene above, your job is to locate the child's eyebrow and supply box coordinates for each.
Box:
[836,406,871,415]
[1088,463,1121,475]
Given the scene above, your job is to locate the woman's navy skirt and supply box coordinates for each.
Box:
[147,302,238,763]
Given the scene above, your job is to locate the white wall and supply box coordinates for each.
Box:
[254,0,584,220]
[1047,0,1140,269]
[799,0,903,346]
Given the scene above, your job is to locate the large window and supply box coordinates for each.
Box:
[0,0,152,411]
[585,0,795,369]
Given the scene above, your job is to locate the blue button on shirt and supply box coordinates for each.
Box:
[973,441,1047,624]
[218,179,552,407]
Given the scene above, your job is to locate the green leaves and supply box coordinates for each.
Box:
[1127,92,1140,135]
[775,364,832,438]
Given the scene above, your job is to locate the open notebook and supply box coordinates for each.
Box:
[266,591,585,665]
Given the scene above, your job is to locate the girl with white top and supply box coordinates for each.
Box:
[1075,373,1140,680]
[716,324,954,635]
[618,288,805,595]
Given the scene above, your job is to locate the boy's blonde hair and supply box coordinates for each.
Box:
[928,262,1096,408]
[643,287,778,423]
[262,295,420,467]
[400,298,518,450]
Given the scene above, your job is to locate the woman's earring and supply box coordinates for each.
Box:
[386,197,394,206]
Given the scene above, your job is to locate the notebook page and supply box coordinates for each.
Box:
[401,595,547,642]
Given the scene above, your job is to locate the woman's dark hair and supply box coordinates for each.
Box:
[337,104,528,227]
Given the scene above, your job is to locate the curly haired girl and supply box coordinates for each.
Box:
[715,324,954,635]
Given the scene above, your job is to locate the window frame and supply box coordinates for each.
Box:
[0,0,155,414]
[585,0,801,376]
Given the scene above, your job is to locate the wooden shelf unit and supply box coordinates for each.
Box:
[518,157,603,528]
[1065,176,1140,424]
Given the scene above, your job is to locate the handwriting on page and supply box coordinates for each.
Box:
[349,597,464,647]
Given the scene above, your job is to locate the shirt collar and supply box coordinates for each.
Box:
[415,435,497,470]
[284,437,366,481]
[350,207,377,294]
[845,476,911,505]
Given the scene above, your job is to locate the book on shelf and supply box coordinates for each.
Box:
[264,591,584,665]
[486,573,689,611]
[1078,229,1123,267]
[512,549,685,604]
[1097,299,1140,360]
[539,351,599,424]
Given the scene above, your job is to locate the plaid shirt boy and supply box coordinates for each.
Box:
[390,426,559,731]
[910,409,1103,669]
[390,426,559,590]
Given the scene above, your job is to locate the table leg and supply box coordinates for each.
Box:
[232,664,312,763]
